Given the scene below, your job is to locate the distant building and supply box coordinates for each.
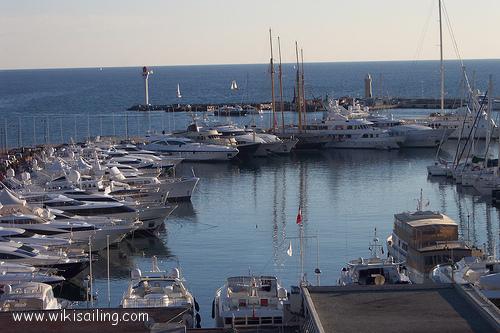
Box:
[364,73,373,99]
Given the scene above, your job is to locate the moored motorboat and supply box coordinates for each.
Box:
[213,275,288,329]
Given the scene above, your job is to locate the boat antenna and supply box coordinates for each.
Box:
[368,228,383,258]
[152,255,160,272]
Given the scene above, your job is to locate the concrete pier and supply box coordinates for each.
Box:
[299,284,500,333]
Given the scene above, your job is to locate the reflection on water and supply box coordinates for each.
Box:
[74,146,500,326]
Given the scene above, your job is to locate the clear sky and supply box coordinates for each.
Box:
[0,0,498,69]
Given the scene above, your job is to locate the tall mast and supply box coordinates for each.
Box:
[295,41,302,132]
[269,28,276,130]
[438,0,444,112]
[278,36,285,134]
[486,74,492,168]
[301,49,306,129]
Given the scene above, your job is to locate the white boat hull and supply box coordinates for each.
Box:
[325,137,400,150]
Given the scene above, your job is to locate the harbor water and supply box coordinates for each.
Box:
[85,147,500,327]
[2,62,500,327]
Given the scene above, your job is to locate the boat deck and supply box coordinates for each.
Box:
[303,284,500,333]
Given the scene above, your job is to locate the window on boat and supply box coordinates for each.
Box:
[167,140,185,146]
[1,217,40,224]
[45,200,84,207]
[347,135,351,138]
[362,134,368,138]
[62,205,136,215]
[59,226,97,232]
[347,126,352,129]
[14,248,37,257]
[0,252,24,259]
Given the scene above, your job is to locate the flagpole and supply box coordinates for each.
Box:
[300,223,304,283]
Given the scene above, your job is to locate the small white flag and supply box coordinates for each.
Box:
[287,241,293,256]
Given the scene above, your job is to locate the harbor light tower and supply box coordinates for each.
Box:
[364,73,373,99]
[142,66,153,106]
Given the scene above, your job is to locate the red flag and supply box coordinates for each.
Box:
[296,207,302,224]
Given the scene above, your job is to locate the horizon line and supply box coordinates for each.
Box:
[1,57,500,72]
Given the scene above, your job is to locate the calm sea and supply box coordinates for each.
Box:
[1,61,500,327]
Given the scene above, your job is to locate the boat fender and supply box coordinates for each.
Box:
[211,299,215,319]
[194,298,200,312]
[195,313,201,328]
[3,285,12,294]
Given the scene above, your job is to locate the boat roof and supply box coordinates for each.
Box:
[394,211,457,228]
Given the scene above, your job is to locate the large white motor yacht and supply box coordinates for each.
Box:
[0,242,89,279]
[143,136,239,162]
[0,262,65,286]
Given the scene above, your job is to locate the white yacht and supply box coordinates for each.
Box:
[214,105,245,117]
[0,262,65,286]
[54,190,175,232]
[338,230,410,286]
[412,107,498,140]
[321,112,402,150]
[108,167,199,202]
[427,159,453,177]
[31,194,139,221]
[0,190,123,250]
[213,275,288,329]
[367,115,453,148]
[212,125,262,158]
[121,257,198,327]
[431,256,500,304]
[0,242,89,279]
[143,136,239,162]
[0,227,73,250]
[0,282,62,311]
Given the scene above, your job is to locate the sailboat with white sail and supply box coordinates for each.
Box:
[230,80,238,91]
[176,83,182,99]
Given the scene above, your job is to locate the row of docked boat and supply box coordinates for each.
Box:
[427,77,500,197]
[118,255,288,329]
[0,139,205,313]
[123,99,465,162]
[275,100,457,150]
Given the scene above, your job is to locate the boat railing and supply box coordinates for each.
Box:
[122,297,169,308]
